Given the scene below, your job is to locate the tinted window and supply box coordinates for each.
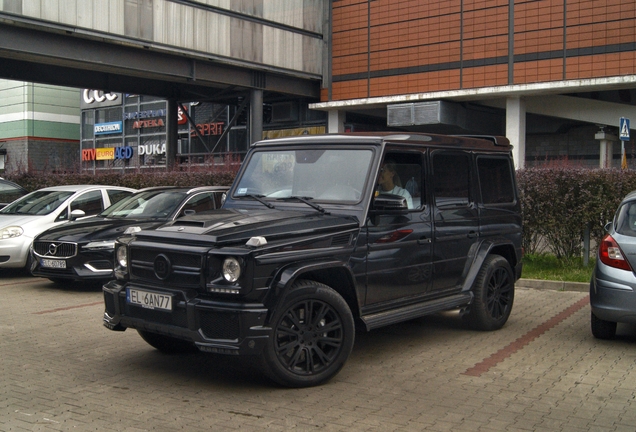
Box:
[70,190,104,217]
[477,156,515,204]
[378,152,423,210]
[432,151,470,207]
[0,191,74,215]
[179,193,220,217]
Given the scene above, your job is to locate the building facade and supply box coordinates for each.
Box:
[312,0,636,169]
[0,79,80,174]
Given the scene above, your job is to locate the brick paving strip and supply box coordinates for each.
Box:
[33,301,103,315]
[463,295,590,377]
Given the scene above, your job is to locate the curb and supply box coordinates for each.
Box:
[518,278,588,292]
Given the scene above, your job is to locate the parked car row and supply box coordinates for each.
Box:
[0,184,228,285]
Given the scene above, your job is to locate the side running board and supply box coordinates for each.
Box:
[360,293,473,331]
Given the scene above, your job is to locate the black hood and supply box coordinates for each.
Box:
[35,216,169,243]
[133,209,360,246]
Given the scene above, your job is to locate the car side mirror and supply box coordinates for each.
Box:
[372,194,408,212]
[604,221,613,232]
[70,209,86,221]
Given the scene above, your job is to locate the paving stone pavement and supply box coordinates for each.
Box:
[1,271,635,431]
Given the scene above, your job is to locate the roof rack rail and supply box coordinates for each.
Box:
[451,135,508,146]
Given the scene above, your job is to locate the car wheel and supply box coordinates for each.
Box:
[591,312,617,340]
[260,280,355,388]
[137,330,198,354]
[465,255,515,331]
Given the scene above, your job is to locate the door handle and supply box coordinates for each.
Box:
[467,231,478,239]
[418,237,431,244]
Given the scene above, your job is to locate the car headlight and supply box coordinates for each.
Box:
[222,257,241,282]
[116,245,128,269]
[0,226,23,239]
[85,241,116,250]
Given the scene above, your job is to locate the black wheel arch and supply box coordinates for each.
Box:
[460,238,520,293]
[265,260,361,326]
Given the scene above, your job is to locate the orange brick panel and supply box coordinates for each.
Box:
[369,69,462,98]
[565,52,636,80]
[332,3,368,31]
[332,53,369,76]
[461,64,508,88]
[369,42,462,71]
[514,29,564,55]
[332,29,369,57]
[330,79,369,101]
[463,36,509,60]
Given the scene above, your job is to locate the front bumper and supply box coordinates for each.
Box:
[102,280,271,355]
[590,261,636,324]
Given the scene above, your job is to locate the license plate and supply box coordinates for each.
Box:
[126,288,172,311]
[40,259,66,269]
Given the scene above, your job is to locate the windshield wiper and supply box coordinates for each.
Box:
[277,196,329,214]
[243,194,275,209]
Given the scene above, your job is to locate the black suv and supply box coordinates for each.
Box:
[103,133,523,387]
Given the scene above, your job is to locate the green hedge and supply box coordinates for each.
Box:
[517,168,636,261]
[6,165,635,262]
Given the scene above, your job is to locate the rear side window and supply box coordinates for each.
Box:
[432,151,470,207]
[477,156,515,204]
[107,189,133,206]
[615,202,636,237]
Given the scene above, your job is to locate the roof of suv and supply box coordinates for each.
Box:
[253,133,512,150]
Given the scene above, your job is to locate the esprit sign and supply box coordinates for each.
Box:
[80,90,122,109]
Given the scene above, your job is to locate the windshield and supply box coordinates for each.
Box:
[233,148,373,204]
[101,190,186,219]
[0,190,74,215]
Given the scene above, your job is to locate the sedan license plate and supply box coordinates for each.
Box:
[127,288,172,311]
[40,258,66,269]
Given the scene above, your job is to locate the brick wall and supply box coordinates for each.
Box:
[329,0,636,101]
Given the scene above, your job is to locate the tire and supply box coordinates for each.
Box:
[465,255,515,331]
[137,329,198,354]
[260,280,355,388]
[591,312,617,340]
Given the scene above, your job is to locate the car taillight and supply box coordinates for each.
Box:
[599,234,633,271]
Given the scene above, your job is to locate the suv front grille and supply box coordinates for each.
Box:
[129,247,203,287]
[33,241,77,258]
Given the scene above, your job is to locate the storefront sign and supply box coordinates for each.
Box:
[177,106,188,125]
[124,109,167,120]
[81,90,122,109]
[191,122,224,137]
[139,143,166,156]
[94,121,123,135]
[132,119,165,129]
[82,146,134,161]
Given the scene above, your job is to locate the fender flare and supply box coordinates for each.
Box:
[460,238,519,293]
[265,260,358,323]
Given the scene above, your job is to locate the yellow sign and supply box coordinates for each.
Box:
[96,148,115,160]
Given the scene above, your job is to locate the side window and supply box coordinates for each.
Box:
[70,190,104,217]
[378,151,423,210]
[477,156,516,204]
[432,151,470,207]
[107,189,133,206]
[179,193,217,217]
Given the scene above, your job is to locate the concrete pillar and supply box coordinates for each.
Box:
[506,97,526,169]
[327,110,345,133]
[165,99,178,170]
[250,89,263,144]
[595,130,617,168]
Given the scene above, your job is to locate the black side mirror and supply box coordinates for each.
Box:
[373,194,408,211]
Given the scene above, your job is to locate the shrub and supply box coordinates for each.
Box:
[517,167,636,261]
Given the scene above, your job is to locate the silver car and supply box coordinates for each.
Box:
[0,185,135,269]
[591,190,636,339]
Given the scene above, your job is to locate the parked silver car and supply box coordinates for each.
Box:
[0,185,135,269]
[591,190,636,339]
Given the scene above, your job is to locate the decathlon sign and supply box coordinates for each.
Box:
[94,121,123,135]
[80,90,122,109]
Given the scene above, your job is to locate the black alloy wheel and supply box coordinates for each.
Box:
[465,255,515,331]
[261,280,355,387]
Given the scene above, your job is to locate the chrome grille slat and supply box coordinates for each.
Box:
[32,241,78,258]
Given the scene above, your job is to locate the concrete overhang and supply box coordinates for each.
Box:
[310,75,636,112]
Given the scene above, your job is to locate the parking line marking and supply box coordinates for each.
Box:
[33,301,103,315]
[463,295,589,377]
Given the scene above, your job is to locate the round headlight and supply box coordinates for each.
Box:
[116,246,128,268]
[222,257,241,282]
